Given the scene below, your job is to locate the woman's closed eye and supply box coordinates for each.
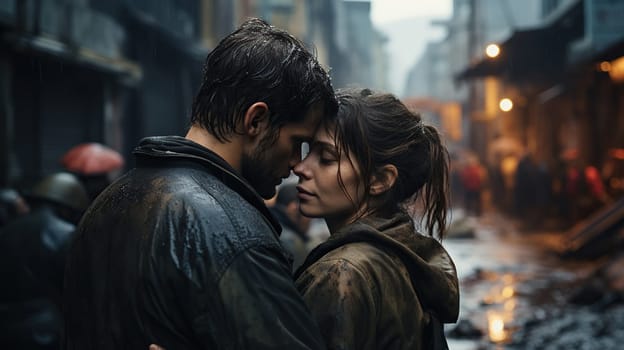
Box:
[319,152,337,164]
[317,144,338,164]
[308,140,339,165]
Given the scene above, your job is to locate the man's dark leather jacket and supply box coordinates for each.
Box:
[62,136,325,350]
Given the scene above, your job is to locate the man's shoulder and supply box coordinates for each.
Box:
[116,166,280,249]
[158,170,281,250]
[132,170,283,282]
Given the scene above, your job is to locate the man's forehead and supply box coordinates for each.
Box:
[303,102,327,124]
[283,107,325,138]
[283,123,317,141]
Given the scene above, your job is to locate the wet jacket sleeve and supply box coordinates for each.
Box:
[191,244,326,350]
[297,258,378,350]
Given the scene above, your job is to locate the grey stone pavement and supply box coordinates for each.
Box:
[443,208,608,349]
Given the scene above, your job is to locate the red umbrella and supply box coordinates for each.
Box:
[61,143,124,175]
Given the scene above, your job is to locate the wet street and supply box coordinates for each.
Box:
[443,209,624,349]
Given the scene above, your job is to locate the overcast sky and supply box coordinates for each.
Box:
[370,0,452,25]
[370,0,453,96]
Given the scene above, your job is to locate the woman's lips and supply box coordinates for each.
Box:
[296,186,315,198]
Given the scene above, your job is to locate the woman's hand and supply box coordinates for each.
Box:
[149,345,165,350]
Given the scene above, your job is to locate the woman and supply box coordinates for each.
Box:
[293,88,459,350]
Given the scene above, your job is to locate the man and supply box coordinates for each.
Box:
[62,18,337,349]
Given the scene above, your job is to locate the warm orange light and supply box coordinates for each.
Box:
[609,56,624,83]
[502,286,515,298]
[504,299,516,311]
[486,44,500,58]
[488,314,506,342]
[499,98,513,112]
[599,61,612,72]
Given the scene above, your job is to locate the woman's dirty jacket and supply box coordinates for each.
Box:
[294,213,459,350]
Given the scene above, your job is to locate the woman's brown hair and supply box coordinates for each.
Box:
[332,88,450,239]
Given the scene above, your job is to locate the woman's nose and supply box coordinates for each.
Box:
[293,161,309,179]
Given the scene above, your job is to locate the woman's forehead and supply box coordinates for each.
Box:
[313,125,336,143]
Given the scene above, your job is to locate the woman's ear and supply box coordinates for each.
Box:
[369,164,398,196]
[243,102,269,137]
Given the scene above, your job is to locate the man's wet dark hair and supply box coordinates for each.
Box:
[191,18,337,142]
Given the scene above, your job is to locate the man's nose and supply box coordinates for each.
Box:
[289,148,305,169]
[289,158,300,171]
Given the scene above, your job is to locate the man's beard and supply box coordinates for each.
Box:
[241,133,280,199]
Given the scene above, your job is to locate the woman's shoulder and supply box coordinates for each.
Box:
[304,241,401,282]
[322,240,381,259]
[296,243,383,301]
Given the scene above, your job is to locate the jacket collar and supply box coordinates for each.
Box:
[132,136,281,234]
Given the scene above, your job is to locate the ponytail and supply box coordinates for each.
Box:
[420,125,450,240]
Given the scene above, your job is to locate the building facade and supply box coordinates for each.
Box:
[1,0,389,189]
[434,0,624,211]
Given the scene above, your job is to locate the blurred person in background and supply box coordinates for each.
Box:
[0,172,89,350]
[460,155,485,217]
[304,217,331,253]
[563,161,609,222]
[513,152,538,228]
[0,188,30,228]
[293,88,459,350]
[513,152,553,230]
[63,18,337,350]
[270,183,311,271]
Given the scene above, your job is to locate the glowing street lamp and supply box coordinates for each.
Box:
[499,98,513,112]
[486,44,500,58]
[599,61,611,72]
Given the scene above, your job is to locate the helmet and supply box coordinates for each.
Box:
[28,172,89,212]
[0,188,21,203]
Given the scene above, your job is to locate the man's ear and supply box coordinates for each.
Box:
[243,102,270,137]
[369,164,398,196]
